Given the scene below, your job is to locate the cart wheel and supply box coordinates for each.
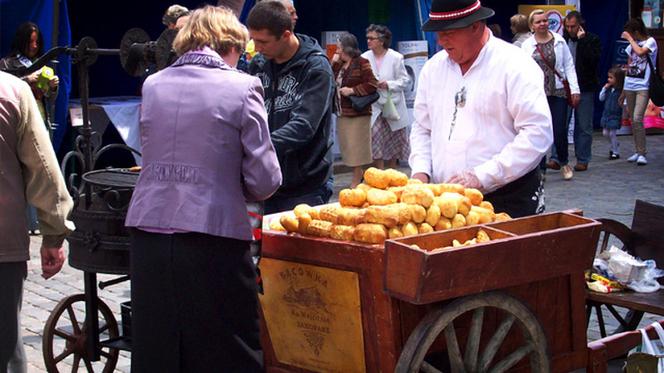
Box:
[43,294,120,373]
[586,220,644,339]
[396,291,549,373]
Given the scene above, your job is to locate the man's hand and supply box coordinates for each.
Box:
[40,245,65,279]
[447,170,482,190]
[49,75,59,89]
[571,93,581,108]
[377,80,389,90]
[411,172,430,183]
[577,26,586,39]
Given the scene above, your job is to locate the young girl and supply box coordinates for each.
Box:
[599,67,625,159]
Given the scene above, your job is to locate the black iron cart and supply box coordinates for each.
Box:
[25,30,177,372]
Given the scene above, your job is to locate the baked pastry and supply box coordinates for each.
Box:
[353,223,388,244]
[464,188,483,206]
[434,217,452,231]
[418,223,434,234]
[305,219,333,237]
[439,183,465,195]
[479,201,494,212]
[280,214,299,232]
[366,188,398,206]
[297,213,313,234]
[339,188,367,207]
[269,218,286,231]
[400,186,434,208]
[385,168,408,187]
[330,224,355,241]
[425,204,441,227]
[366,205,400,228]
[294,204,319,219]
[476,229,491,243]
[465,210,481,226]
[364,167,391,189]
[402,222,418,236]
[388,227,404,239]
[409,204,427,223]
[319,205,341,224]
[494,212,512,222]
[451,214,466,228]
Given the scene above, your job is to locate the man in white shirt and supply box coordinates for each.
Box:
[409,0,553,217]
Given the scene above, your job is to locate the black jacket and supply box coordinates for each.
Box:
[249,34,334,198]
[564,31,602,92]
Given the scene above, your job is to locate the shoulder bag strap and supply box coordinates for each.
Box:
[535,44,564,80]
[646,51,659,76]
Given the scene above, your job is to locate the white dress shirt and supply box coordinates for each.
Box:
[409,34,553,193]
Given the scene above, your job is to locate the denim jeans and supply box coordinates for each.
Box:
[566,91,595,164]
[264,178,334,215]
[547,96,570,165]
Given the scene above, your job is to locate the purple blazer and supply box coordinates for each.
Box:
[125,48,282,240]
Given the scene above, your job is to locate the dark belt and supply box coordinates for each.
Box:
[484,167,542,218]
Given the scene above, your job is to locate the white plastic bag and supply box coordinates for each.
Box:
[629,322,664,372]
[598,246,664,293]
[381,91,400,121]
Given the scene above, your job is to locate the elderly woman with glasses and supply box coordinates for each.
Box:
[125,6,281,372]
[362,24,411,171]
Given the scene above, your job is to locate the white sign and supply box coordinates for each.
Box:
[397,40,428,109]
[69,106,83,127]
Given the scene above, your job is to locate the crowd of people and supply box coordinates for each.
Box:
[0,0,662,371]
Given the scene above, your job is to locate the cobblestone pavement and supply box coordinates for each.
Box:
[20,132,664,372]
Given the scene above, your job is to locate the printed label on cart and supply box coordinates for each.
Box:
[259,258,366,373]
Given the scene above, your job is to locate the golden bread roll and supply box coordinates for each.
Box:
[494,212,512,222]
[393,203,413,225]
[366,188,398,206]
[364,167,391,189]
[388,227,404,239]
[409,204,427,223]
[305,219,333,237]
[470,205,495,224]
[319,205,340,224]
[425,204,441,227]
[294,203,319,219]
[423,183,443,196]
[434,217,452,231]
[353,223,388,244]
[366,205,399,228]
[418,223,434,234]
[387,186,406,200]
[280,214,299,232]
[464,188,484,206]
[436,194,459,219]
[330,224,355,241]
[465,210,481,226]
[451,213,466,228]
[458,196,472,216]
[385,168,409,187]
[479,201,494,212]
[297,213,313,234]
[407,178,423,185]
[452,239,463,247]
[439,183,465,194]
[400,186,434,208]
[269,218,286,231]
[362,202,371,208]
[356,183,372,192]
[337,208,366,226]
[476,229,491,243]
[339,188,367,207]
[402,222,418,236]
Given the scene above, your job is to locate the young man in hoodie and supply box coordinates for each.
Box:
[247,0,335,214]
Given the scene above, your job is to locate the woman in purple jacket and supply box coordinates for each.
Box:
[125,6,281,372]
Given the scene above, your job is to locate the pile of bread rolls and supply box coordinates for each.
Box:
[268,167,511,245]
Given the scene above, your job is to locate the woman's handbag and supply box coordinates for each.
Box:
[535,45,576,108]
[349,92,379,112]
[646,56,664,106]
[381,91,401,121]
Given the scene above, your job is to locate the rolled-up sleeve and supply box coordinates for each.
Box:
[240,79,282,202]
[16,82,74,247]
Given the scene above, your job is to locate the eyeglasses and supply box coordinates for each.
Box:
[449,86,467,140]
[366,36,379,41]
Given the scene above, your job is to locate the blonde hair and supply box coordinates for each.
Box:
[510,14,529,34]
[173,5,248,57]
[528,9,546,31]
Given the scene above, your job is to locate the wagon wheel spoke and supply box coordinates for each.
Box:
[444,322,466,373]
[83,355,94,372]
[71,355,81,372]
[487,344,534,373]
[54,327,77,342]
[100,349,112,359]
[98,322,109,334]
[66,305,82,334]
[421,361,443,373]
[464,307,484,371]
[54,347,74,363]
[478,314,515,371]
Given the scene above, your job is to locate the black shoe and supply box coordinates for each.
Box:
[609,151,620,160]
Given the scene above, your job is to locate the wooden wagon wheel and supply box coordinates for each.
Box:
[43,294,120,373]
[586,219,643,338]
[396,291,549,373]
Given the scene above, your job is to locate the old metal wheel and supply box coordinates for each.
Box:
[43,294,119,372]
[396,291,549,373]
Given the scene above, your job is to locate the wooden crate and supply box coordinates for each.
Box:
[384,212,601,305]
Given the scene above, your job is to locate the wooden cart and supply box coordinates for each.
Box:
[258,211,602,372]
